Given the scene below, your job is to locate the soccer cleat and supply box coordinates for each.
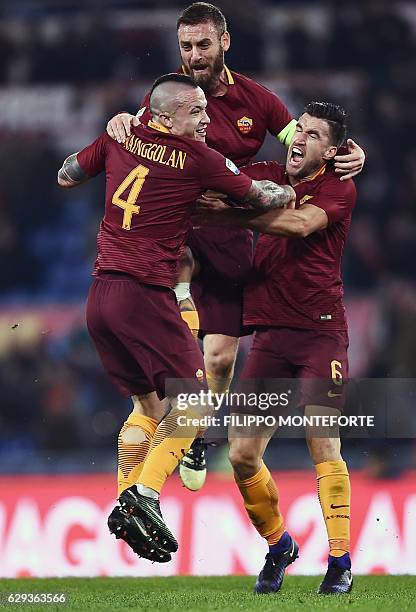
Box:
[107,506,171,563]
[318,557,353,594]
[254,536,299,594]
[119,485,178,552]
[179,437,207,491]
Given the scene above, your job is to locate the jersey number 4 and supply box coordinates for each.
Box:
[112,164,149,230]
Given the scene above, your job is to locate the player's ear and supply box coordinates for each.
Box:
[221,31,230,51]
[159,113,173,129]
[323,145,337,161]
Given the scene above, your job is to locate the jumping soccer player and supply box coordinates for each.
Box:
[197,102,355,595]
[57,73,296,563]
[106,2,366,492]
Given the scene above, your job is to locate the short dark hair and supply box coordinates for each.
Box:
[304,101,347,147]
[150,73,198,97]
[177,2,227,37]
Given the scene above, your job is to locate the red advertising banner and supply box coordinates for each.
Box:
[0,471,414,577]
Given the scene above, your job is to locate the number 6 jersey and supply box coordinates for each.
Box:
[77,120,252,288]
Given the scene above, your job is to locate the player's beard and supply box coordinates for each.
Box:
[288,150,322,180]
[190,49,224,94]
[297,159,323,180]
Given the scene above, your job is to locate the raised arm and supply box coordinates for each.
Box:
[57,153,88,188]
[58,133,107,188]
[334,138,365,181]
[106,113,140,143]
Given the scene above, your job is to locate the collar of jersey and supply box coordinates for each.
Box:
[180,64,234,85]
[298,164,327,183]
[147,119,170,133]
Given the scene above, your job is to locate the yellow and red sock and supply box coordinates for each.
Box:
[316,460,351,557]
[206,369,233,396]
[137,408,199,494]
[235,462,285,545]
[117,413,158,495]
[179,297,199,340]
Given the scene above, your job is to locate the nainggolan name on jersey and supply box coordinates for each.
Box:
[123,135,187,170]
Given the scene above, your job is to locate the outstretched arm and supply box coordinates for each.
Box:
[241,180,296,210]
[57,153,88,188]
[197,196,327,238]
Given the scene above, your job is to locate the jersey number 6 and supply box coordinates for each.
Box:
[330,359,343,386]
[112,164,149,230]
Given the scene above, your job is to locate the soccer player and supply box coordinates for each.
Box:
[197,102,355,594]
[57,73,296,562]
[106,2,365,491]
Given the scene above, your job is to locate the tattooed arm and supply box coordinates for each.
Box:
[241,180,296,210]
[196,195,328,238]
[57,153,88,188]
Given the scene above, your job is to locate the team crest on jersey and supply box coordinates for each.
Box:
[195,369,204,382]
[237,116,253,134]
[300,194,314,205]
[225,158,240,175]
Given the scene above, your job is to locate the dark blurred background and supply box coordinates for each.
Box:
[1,0,415,477]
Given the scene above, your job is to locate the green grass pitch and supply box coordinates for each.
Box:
[0,576,414,611]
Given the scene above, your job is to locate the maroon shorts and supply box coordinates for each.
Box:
[239,326,349,411]
[187,226,253,338]
[86,273,206,399]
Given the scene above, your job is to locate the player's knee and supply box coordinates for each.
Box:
[307,436,341,464]
[205,349,236,378]
[229,443,261,477]
[119,425,147,445]
[204,335,239,378]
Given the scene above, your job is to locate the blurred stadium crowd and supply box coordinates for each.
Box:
[1,1,415,475]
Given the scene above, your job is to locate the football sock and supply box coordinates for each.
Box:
[316,460,350,557]
[206,370,233,395]
[235,462,285,544]
[180,307,200,339]
[117,413,158,495]
[176,284,199,338]
[137,407,199,494]
[196,370,233,438]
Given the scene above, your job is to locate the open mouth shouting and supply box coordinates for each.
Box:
[288,145,305,169]
[191,64,210,74]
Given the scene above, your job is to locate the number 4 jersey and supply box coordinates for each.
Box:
[77,120,252,287]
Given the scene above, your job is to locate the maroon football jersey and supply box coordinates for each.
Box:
[242,161,357,331]
[77,121,252,288]
[139,67,293,167]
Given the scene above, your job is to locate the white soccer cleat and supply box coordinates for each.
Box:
[179,438,207,491]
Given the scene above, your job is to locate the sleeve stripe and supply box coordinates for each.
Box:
[277,119,297,147]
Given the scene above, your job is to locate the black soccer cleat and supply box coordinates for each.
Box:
[179,437,207,491]
[107,506,171,563]
[254,536,299,594]
[119,485,178,553]
[318,566,353,594]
